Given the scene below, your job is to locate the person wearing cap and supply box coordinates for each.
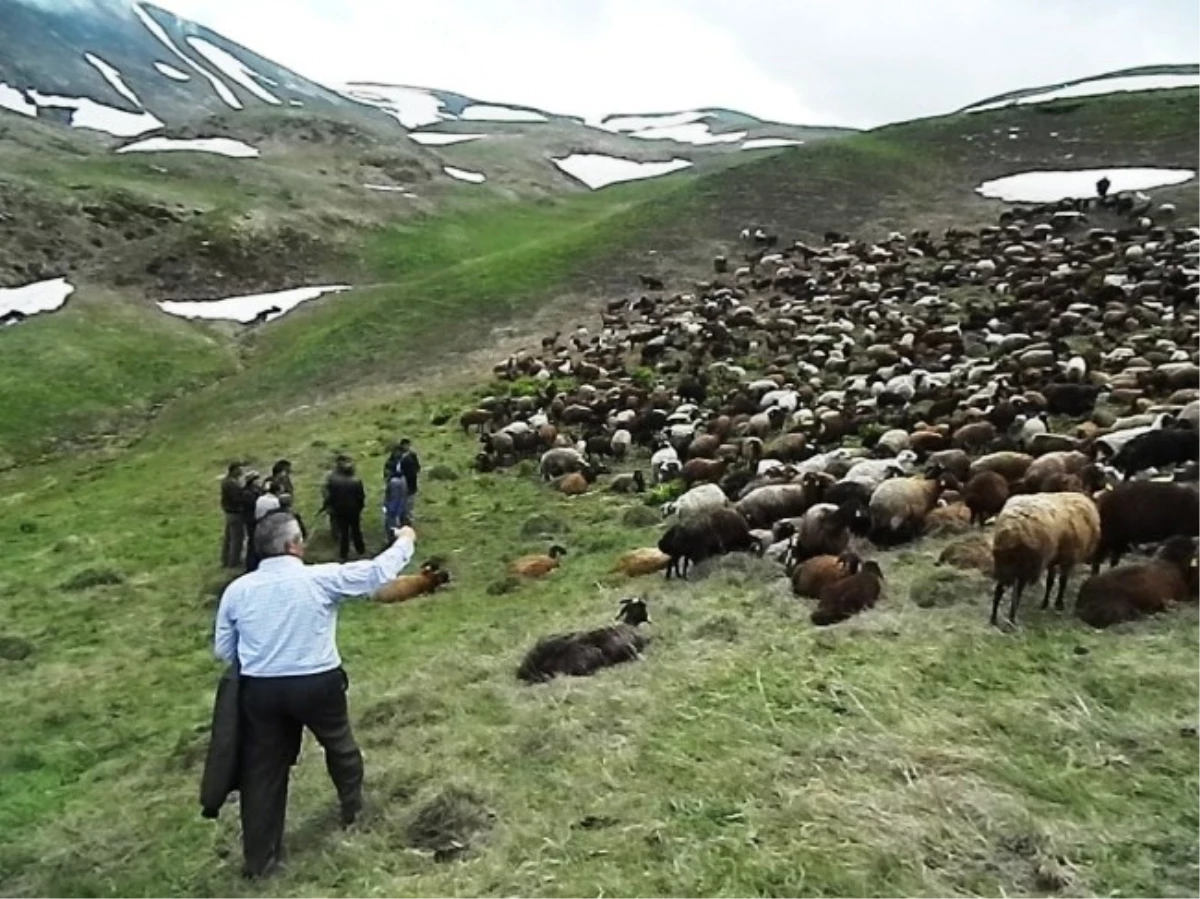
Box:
[322,455,366,563]
[220,462,246,567]
[213,513,417,878]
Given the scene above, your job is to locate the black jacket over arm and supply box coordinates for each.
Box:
[200,663,241,819]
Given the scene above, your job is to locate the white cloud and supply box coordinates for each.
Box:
[151,0,1198,128]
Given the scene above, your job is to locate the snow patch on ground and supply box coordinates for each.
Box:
[186,37,280,105]
[0,277,75,321]
[630,122,745,145]
[976,167,1196,203]
[551,153,692,190]
[460,104,547,122]
[117,136,260,158]
[132,2,242,109]
[154,61,190,81]
[83,52,141,106]
[409,132,485,146]
[967,73,1200,112]
[600,111,706,132]
[0,81,37,117]
[365,184,418,197]
[158,285,351,324]
[340,83,449,129]
[443,165,486,183]
[27,90,163,136]
[741,137,803,150]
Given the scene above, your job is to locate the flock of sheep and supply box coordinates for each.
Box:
[446,191,1199,681]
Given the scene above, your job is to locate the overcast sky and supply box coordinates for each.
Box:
[153,0,1198,128]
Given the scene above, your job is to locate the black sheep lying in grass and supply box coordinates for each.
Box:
[517,598,651,683]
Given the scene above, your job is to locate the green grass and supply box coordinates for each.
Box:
[1,89,1198,895]
[0,386,1196,897]
[0,292,238,464]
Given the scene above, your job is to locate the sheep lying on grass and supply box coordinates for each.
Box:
[811,561,884,626]
[612,547,670,578]
[990,493,1100,626]
[1076,536,1198,628]
[517,598,650,683]
[374,560,452,604]
[791,552,860,598]
[510,545,567,578]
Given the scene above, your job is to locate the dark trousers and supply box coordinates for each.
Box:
[245,521,260,573]
[330,513,365,562]
[222,513,245,567]
[238,668,363,877]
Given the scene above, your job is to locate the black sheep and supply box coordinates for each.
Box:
[658,508,755,579]
[517,598,650,683]
[1040,383,1102,417]
[1110,429,1199,479]
[1093,481,1200,572]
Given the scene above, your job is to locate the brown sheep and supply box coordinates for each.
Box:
[460,409,493,433]
[510,544,568,578]
[938,534,994,575]
[927,449,971,482]
[990,493,1101,626]
[909,429,950,456]
[952,421,996,452]
[922,500,972,536]
[1018,450,1090,493]
[1076,536,1198,628]
[764,432,809,463]
[612,547,671,578]
[969,451,1034,484]
[792,551,860,598]
[517,598,650,683]
[554,472,590,495]
[811,561,884,626]
[374,561,452,604]
[963,471,1009,525]
[681,457,728,487]
[686,434,721,459]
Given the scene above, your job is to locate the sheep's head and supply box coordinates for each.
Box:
[837,551,862,575]
[616,597,651,626]
[548,544,568,560]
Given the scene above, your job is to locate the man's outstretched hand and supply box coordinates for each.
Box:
[393,526,416,544]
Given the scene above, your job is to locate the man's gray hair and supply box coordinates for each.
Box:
[255,512,304,558]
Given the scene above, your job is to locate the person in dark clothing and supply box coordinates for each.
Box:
[242,473,265,572]
[220,462,246,567]
[271,459,294,498]
[396,438,421,523]
[323,455,366,563]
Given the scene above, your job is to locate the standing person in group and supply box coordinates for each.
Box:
[271,459,294,497]
[213,512,417,878]
[322,454,366,563]
[242,472,265,572]
[382,468,409,542]
[396,438,421,523]
[220,462,246,568]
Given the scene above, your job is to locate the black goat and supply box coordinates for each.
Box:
[517,598,650,683]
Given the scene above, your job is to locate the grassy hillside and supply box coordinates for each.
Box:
[0,382,1196,897]
[0,88,1198,896]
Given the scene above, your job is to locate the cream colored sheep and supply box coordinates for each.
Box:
[990,493,1100,626]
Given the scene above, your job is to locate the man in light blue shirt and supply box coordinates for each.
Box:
[214,510,415,878]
